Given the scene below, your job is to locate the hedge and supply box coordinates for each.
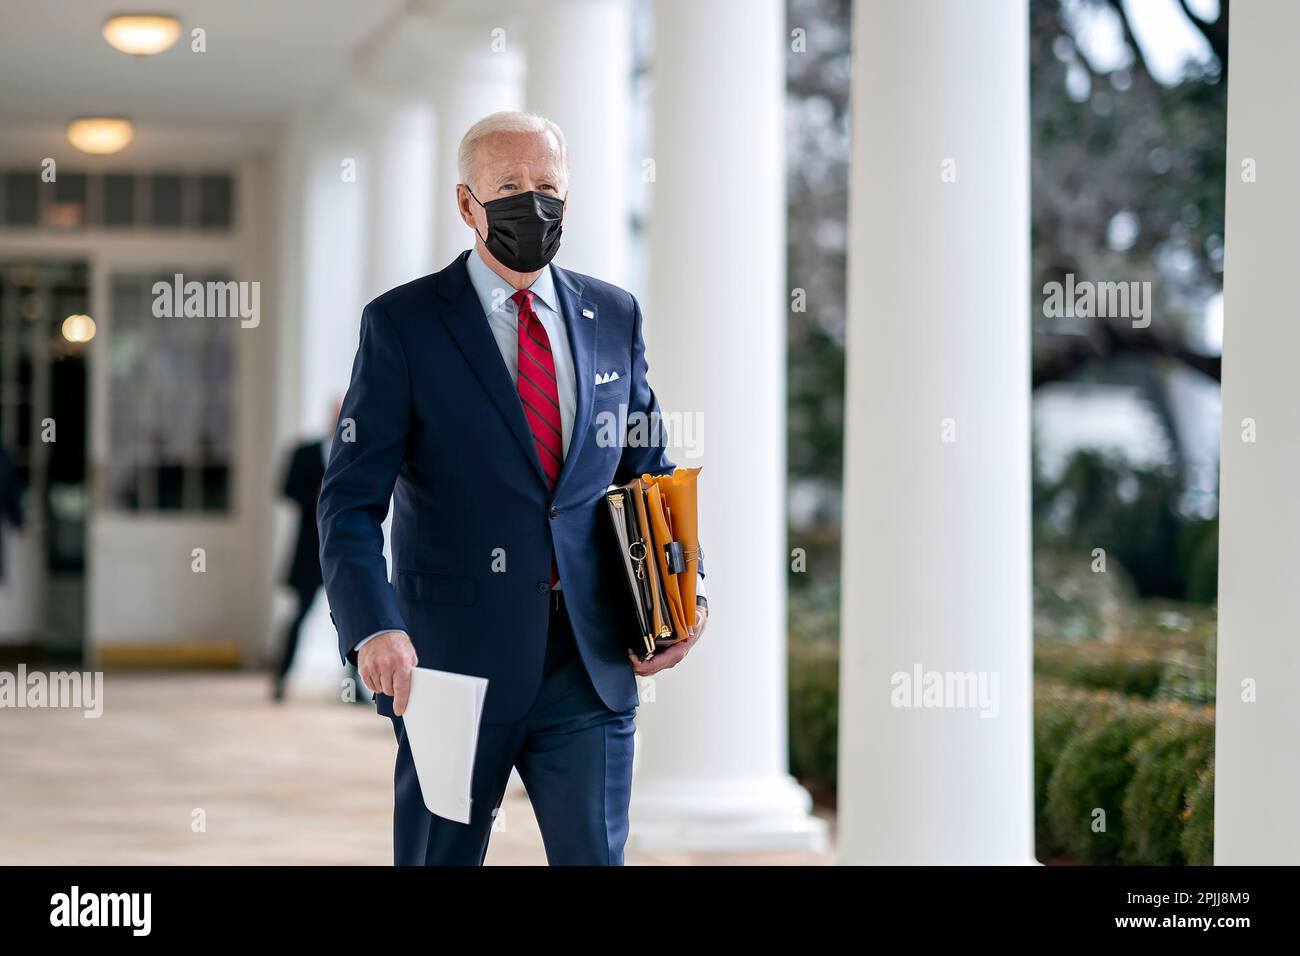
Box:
[788,639,839,804]
[1036,683,1214,864]
[1035,642,1168,698]
[1122,710,1215,864]
[1181,757,1215,866]
[786,592,1216,863]
[1034,629,1216,703]
[1045,699,1163,862]
[1034,684,1117,856]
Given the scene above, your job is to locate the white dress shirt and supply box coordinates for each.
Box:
[466,247,578,460]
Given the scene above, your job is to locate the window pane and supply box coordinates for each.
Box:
[107,270,237,514]
[4,172,38,225]
[103,174,135,227]
[201,464,230,511]
[150,174,183,227]
[198,174,233,229]
[156,464,184,510]
[108,463,140,511]
[45,174,87,229]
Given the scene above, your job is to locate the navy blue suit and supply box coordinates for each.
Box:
[318,251,674,864]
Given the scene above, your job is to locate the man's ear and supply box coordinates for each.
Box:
[456,185,479,230]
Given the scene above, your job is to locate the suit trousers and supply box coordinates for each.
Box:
[388,591,637,865]
[276,581,319,684]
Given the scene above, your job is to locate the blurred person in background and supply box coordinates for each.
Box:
[273,400,351,702]
[0,441,21,584]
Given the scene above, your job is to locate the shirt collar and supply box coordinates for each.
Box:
[467,246,559,317]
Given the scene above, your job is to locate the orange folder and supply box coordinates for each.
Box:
[643,466,701,621]
[645,481,688,636]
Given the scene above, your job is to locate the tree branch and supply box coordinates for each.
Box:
[1033,320,1221,390]
[1175,0,1230,68]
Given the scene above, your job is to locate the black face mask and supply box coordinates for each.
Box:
[467,187,565,272]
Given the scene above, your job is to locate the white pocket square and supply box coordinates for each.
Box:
[595,370,621,385]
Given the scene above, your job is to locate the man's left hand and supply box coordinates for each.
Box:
[628,604,707,677]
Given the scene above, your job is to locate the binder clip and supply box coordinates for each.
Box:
[664,541,687,575]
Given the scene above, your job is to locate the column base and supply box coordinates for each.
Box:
[628,774,829,853]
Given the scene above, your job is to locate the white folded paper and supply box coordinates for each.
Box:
[401,667,489,825]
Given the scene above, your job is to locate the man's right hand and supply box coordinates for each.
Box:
[357,631,419,715]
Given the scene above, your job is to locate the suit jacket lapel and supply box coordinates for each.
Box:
[436,253,550,488]
[552,264,595,496]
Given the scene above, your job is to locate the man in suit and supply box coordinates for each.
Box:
[318,111,707,865]
[0,442,23,584]
[272,405,336,702]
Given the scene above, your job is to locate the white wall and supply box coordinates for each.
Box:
[1214,0,1300,864]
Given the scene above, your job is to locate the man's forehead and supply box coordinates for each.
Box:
[478,131,563,172]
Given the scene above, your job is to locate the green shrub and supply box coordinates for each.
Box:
[1177,518,1219,606]
[1045,703,1163,863]
[1157,638,1217,704]
[1121,709,1215,864]
[1181,758,1215,865]
[787,580,842,803]
[788,639,839,803]
[1036,643,1166,698]
[1034,683,1119,856]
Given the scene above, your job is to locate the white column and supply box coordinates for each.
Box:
[837,0,1032,864]
[362,93,436,299]
[425,17,525,265]
[525,0,632,285]
[282,102,374,691]
[1215,0,1300,865]
[632,0,824,852]
[297,121,368,438]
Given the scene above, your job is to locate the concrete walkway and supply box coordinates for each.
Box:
[0,671,832,866]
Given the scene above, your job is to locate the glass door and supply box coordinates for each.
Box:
[0,260,91,663]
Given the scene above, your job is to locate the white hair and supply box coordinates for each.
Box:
[457,111,569,191]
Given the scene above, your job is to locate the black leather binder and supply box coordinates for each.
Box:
[604,478,678,661]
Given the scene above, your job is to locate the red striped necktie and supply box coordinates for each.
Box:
[512,289,563,585]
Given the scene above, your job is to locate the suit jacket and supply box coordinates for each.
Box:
[318,252,675,724]
[282,439,326,591]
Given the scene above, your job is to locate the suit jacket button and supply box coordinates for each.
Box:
[549,506,560,518]
[537,582,550,595]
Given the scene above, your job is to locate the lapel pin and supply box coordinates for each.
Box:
[581,308,594,319]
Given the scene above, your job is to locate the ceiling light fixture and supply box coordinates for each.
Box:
[67,117,135,155]
[102,13,181,56]
[62,315,97,344]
